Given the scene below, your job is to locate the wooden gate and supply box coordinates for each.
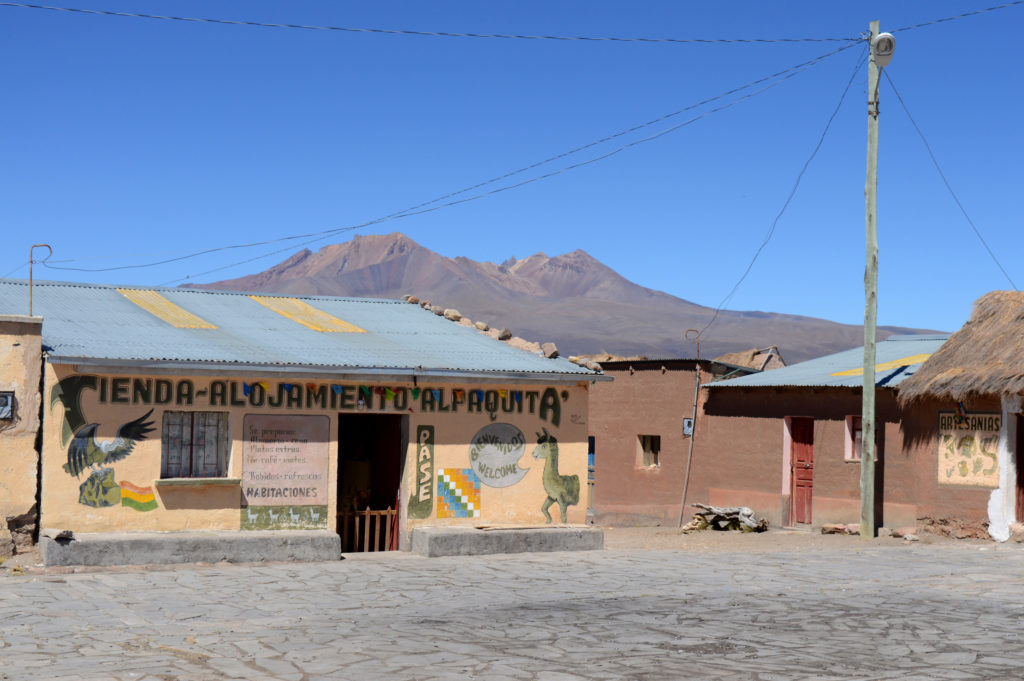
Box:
[790,417,814,525]
[338,507,398,552]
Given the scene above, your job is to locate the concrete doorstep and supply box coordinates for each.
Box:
[411,525,604,557]
[39,529,341,567]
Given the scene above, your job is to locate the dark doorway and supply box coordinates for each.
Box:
[337,413,405,551]
[1016,414,1024,523]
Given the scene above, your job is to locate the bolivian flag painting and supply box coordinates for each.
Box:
[119,481,158,512]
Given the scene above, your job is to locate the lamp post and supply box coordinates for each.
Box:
[861,23,894,539]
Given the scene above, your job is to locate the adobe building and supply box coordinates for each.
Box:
[691,333,1007,537]
[898,291,1024,541]
[0,314,42,555]
[0,278,604,564]
[587,357,763,525]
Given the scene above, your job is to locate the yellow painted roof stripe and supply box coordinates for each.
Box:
[249,295,367,333]
[830,353,933,377]
[117,289,217,329]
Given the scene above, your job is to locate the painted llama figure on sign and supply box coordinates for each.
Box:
[531,428,580,524]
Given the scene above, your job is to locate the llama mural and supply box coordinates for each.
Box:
[531,428,579,524]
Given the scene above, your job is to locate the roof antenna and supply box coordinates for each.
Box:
[29,244,52,316]
[686,329,700,360]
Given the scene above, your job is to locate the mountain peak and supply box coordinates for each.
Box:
[184,232,937,362]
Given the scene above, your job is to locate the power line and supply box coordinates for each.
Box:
[892,0,1024,33]
[159,57,829,286]
[883,70,1017,291]
[1,263,28,278]
[370,43,862,220]
[699,45,869,340]
[39,41,860,278]
[0,3,860,43]
[159,68,817,285]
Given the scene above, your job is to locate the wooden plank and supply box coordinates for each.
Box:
[354,511,362,552]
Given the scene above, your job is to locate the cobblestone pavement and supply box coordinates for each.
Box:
[4,542,1024,680]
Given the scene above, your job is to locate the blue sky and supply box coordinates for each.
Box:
[2,1,1021,340]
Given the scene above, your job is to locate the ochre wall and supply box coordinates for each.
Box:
[0,316,42,526]
[41,364,589,535]
[588,363,708,525]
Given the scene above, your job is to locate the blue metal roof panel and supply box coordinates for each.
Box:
[706,335,948,389]
[0,279,596,377]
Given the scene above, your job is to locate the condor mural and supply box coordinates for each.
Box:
[50,376,157,510]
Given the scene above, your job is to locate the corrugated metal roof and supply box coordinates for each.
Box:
[594,358,761,375]
[706,335,948,390]
[0,279,598,380]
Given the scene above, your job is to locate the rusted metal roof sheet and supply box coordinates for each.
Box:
[706,335,948,390]
[0,279,598,381]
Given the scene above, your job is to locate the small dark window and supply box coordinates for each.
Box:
[161,411,229,478]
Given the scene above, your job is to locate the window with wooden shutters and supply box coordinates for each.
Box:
[845,415,863,461]
[638,434,661,468]
[161,411,228,478]
[844,415,877,462]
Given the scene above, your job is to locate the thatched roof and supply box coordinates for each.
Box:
[898,291,1024,404]
[713,346,786,372]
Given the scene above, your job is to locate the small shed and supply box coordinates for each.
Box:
[0,278,604,562]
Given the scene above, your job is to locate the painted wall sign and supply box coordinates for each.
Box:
[937,412,1000,488]
[53,375,567,427]
[241,414,329,529]
[437,468,481,519]
[470,423,530,487]
[408,425,434,519]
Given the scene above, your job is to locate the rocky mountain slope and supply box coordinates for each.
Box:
[185,233,938,363]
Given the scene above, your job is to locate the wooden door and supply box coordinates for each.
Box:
[791,417,814,525]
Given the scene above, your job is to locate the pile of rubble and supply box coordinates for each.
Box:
[681,503,768,533]
[1,505,37,559]
[402,294,602,372]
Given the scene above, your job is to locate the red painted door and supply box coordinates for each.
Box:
[791,418,814,525]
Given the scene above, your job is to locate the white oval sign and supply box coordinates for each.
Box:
[470,423,530,488]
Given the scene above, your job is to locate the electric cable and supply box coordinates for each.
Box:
[892,0,1024,33]
[40,41,860,279]
[361,43,862,221]
[0,3,859,43]
[883,70,1017,291]
[1,264,28,278]
[158,47,855,285]
[158,69,806,286]
[698,45,869,340]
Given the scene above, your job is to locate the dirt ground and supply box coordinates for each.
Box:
[601,524,997,553]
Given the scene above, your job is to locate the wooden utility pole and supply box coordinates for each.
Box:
[860,20,881,539]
